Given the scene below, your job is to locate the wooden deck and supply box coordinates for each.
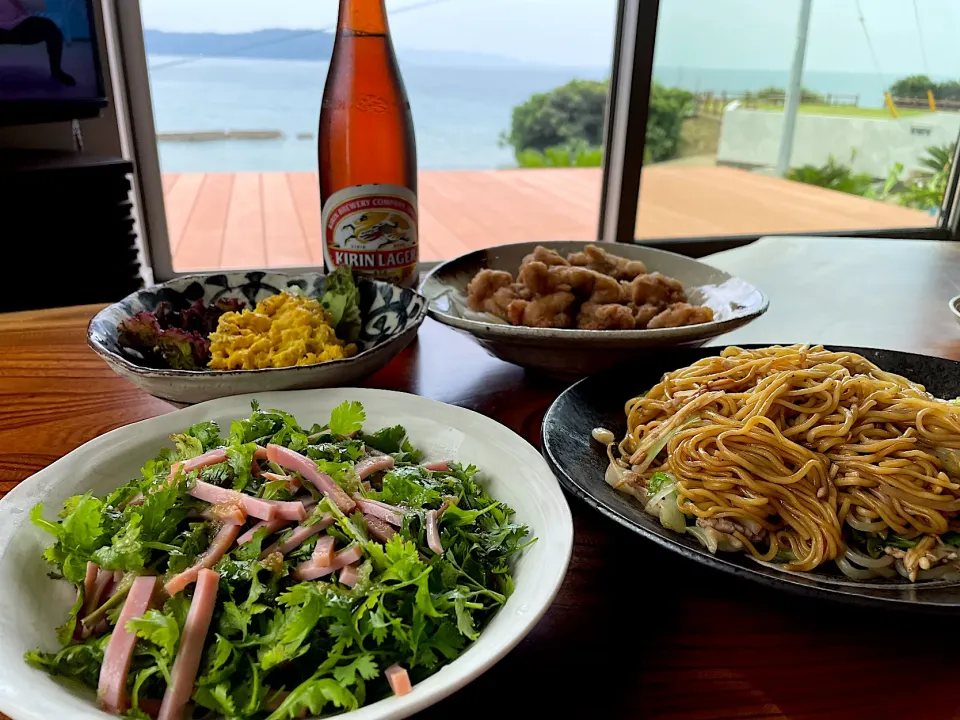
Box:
[163,167,934,271]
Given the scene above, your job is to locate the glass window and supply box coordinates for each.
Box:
[138,0,617,273]
[638,0,954,241]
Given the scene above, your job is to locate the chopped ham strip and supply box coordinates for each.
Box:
[164,523,239,596]
[126,448,231,508]
[263,499,308,522]
[261,514,334,558]
[262,471,302,492]
[97,575,157,714]
[355,455,395,480]
[103,571,124,602]
[361,481,372,492]
[294,544,364,582]
[338,563,360,587]
[81,569,116,637]
[82,562,99,613]
[312,536,336,566]
[423,460,451,472]
[179,448,228,475]
[201,500,247,526]
[266,444,355,513]
[385,664,412,696]
[354,497,403,527]
[237,517,292,545]
[158,569,219,720]
[253,447,269,461]
[189,480,278,521]
[364,514,396,544]
[425,510,443,555]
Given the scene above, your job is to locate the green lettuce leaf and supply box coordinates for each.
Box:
[320,265,361,342]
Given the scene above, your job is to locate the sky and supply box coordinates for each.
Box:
[140,0,960,77]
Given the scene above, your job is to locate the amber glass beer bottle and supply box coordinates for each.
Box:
[318,0,418,287]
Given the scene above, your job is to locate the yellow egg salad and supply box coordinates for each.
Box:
[208,292,358,370]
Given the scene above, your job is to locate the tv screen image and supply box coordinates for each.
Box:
[0,0,105,120]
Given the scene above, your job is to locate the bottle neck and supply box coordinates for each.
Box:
[338,0,390,35]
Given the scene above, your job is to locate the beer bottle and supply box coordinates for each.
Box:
[319,0,418,287]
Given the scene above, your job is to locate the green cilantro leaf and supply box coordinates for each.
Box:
[92,514,145,571]
[25,635,107,687]
[329,401,365,437]
[378,466,440,508]
[362,426,423,462]
[266,677,358,720]
[170,431,204,460]
[227,442,259,492]
[127,608,180,657]
[331,655,379,687]
[193,682,237,717]
[259,584,324,670]
[55,587,85,645]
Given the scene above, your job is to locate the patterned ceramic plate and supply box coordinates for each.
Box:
[420,241,767,376]
[88,272,426,404]
[542,344,960,611]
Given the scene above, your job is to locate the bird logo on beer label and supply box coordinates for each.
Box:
[322,185,419,284]
[340,211,412,250]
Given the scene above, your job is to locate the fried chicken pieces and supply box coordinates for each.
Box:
[466,245,714,330]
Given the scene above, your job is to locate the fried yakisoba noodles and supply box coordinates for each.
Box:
[609,345,960,582]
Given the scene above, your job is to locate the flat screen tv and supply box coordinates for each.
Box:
[0,0,107,125]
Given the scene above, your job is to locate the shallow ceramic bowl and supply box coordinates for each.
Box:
[88,271,426,405]
[0,388,573,720]
[419,241,767,376]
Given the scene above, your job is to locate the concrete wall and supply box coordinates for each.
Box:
[717,108,960,178]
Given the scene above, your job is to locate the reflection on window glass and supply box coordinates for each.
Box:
[641,0,953,240]
[140,0,616,272]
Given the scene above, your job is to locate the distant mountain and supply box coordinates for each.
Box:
[143,29,335,61]
[142,29,522,67]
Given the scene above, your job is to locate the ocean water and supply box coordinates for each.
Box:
[147,55,607,173]
[147,55,922,173]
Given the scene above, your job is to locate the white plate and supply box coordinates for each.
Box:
[0,388,573,720]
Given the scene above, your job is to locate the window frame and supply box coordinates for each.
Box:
[112,0,960,284]
[605,0,960,248]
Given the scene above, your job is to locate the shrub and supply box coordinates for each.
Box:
[515,143,603,168]
[786,143,954,212]
[889,75,960,102]
[755,86,825,104]
[786,155,875,196]
[502,80,694,165]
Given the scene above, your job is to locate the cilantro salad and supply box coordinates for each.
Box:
[26,400,532,719]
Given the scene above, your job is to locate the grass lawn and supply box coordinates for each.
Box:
[752,102,932,119]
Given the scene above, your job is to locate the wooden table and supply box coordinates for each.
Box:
[4,236,960,719]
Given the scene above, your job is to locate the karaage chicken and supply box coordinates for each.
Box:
[466,245,714,330]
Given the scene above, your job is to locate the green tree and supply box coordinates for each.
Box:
[502,79,694,165]
[934,80,960,101]
[502,79,608,153]
[889,74,936,99]
[645,83,695,162]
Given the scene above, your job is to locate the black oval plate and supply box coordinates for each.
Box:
[542,344,960,610]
